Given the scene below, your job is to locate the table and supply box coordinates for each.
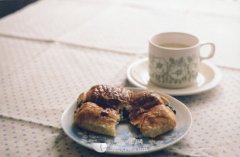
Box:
[0,0,240,156]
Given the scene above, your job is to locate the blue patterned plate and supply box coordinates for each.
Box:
[61,88,192,155]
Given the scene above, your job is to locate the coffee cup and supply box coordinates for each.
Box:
[149,32,215,88]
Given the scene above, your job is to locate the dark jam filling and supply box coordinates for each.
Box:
[119,108,130,122]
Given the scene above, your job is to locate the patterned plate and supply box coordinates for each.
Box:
[61,88,192,155]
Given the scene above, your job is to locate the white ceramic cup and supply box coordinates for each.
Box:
[149,32,215,88]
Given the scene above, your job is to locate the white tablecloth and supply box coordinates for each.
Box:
[0,0,240,156]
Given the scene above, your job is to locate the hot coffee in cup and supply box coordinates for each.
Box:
[149,32,215,88]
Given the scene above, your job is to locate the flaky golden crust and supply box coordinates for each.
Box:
[85,84,132,110]
[129,91,165,124]
[138,105,176,138]
[131,92,165,109]
[129,91,176,138]
[74,102,120,136]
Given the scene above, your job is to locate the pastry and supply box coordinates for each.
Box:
[139,104,176,138]
[85,84,132,110]
[74,102,120,136]
[74,85,176,138]
[129,91,176,138]
[74,85,132,136]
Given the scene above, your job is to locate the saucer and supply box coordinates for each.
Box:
[127,58,222,96]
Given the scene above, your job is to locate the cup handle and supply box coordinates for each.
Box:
[199,42,215,61]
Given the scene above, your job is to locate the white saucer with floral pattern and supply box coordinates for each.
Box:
[61,88,192,155]
[127,58,222,96]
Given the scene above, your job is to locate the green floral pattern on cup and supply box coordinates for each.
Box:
[149,57,198,86]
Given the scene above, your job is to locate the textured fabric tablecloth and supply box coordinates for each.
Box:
[0,0,240,157]
[0,0,240,68]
